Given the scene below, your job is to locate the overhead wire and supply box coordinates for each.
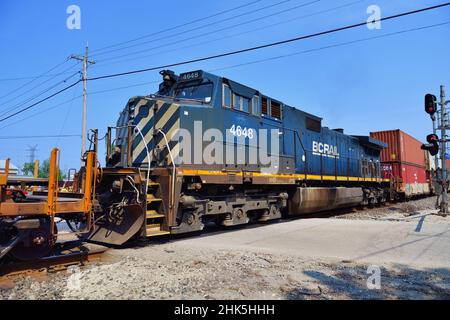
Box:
[56,82,81,146]
[94,0,365,68]
[90,0,265,55]
[2,20,448,133]
[0,2,448,123]
[95,0,320,62]
[0,135,81,140]
[87,3,450,81]
[0,71,81,118]
[0,80,160,131]
[0,80,81,122]
[0,58,71,100]
[0,95,83,131]
[0,62,81,110]
[209,21,450,72]
[91,0,293,58]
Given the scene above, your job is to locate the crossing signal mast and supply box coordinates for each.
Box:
[422,87,450,215]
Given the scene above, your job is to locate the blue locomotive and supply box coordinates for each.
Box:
[102,69,390,237]
[0,69,392,261]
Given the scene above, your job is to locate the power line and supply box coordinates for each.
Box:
[0,64,81,112]
[3,20,447,134]
[56,83,79,146]
[0,71,81,118]
[0,80,162,131]
[1,3,448,124]
[0,135,81,140]
[209,21,450,72]
[92,0,297,58]
[90,0,266,55]
[95,0,319,63]
[88,2,450,81]
[0,58,71,100]
[0,70,83,82]
[0,80,81,123]
[0,95,82,131]
[95,0,364,68]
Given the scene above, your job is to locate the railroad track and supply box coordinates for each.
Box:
[0,240,108,277]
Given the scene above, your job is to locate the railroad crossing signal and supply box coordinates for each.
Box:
[425,94,437,116]
[421,134,439,156]
[423,87,450,215]
[426,133,439,143]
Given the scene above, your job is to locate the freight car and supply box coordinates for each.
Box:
[370,130,433,200]
[0,69,391,261]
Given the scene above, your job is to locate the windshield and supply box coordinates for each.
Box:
[174,83,213,103]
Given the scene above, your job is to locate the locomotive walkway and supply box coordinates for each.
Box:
[174,212,450,269]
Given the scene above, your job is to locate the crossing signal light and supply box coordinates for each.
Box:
[425,94,437,115]
[427,134,439,143]
[421,134,439,156]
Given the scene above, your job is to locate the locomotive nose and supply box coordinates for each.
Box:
[131,98,180,166]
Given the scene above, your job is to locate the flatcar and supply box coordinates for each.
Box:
[0,69,392,261]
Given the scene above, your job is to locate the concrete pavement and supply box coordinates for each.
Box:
[173,213,450,269]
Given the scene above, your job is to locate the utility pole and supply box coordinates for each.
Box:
[431,114,440,172]
[26,145,38,163]
[423,86,450,215]
[70,44,96,163]
[439,85,448,214]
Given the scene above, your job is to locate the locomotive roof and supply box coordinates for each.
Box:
[129,70,324,121]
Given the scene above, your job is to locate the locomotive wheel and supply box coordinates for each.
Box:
[9,218,58,261]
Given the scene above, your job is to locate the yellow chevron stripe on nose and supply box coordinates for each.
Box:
[133,102,179,163]
[155,118,180,149]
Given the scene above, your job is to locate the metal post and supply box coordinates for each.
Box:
[432,115,440,173]
[33,160,39,178]
[106,127,112,162]
[440,85,448,214]
[81,46,88,159]
[70,45,95,165]
[47,148,59,236]
[127,126,133,167]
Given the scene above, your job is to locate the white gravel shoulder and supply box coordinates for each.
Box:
[1,196,449,300]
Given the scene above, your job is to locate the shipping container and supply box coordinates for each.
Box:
[380,162,430,197]
[371,130,430,198]
[370,129,426,167]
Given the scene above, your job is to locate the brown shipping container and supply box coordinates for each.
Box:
[370,129,426,167]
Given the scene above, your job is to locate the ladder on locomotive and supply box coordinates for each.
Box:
[140,170,170,237]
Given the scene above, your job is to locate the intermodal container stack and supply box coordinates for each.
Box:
[370,129,431,199]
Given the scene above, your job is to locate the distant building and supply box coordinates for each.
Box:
[0,160,19,175]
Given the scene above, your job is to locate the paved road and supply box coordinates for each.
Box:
[173,213,450,269]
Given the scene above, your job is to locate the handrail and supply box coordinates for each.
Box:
[294,130,307,176]
[108,124,153,198]
[133,125,152,198]
[158,129,177,212]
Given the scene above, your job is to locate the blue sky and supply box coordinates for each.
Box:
[0,0,449,172]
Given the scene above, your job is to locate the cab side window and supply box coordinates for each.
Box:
[242,97,249,113]
[233,94,242,110]
[251,96,260,116]
[223,84,232,108]
[223,82,260,116]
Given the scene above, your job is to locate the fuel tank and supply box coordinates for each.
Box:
[288,187,364,215]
